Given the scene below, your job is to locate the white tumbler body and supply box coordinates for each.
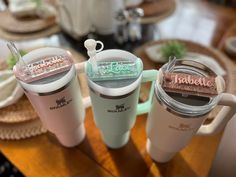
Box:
[146,59,236,163]
[146,96,208,162]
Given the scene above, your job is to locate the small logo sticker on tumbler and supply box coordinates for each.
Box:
[50,97,72,110]
[107,104,130,113]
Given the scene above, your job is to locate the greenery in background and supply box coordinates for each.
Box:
[33,0,42,7]
[160,41,187,60]
[6,50,27,69]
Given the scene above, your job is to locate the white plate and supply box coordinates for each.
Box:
[145,44,226,76]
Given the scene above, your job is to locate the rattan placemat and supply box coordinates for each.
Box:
[0,119,47,140]
[0,25,60,41]
[0,10,56,33]
[0,48,89,140]
[135,39,236,119]
[0,95,38,123]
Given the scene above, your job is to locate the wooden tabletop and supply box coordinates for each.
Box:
[0,108,222,177]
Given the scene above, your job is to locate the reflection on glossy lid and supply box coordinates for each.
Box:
[86,58,143,81]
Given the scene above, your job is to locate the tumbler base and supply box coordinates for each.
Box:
[101,131,130,149]
[56,123,86,147]
[146,139,176,163]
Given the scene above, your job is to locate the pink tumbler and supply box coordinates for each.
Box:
[11,46,90,147]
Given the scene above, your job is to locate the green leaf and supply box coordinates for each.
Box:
[6,50,27,70]
[160,41,187,61]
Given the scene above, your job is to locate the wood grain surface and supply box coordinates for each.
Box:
[0,108,223,177]
[0,114,113,177]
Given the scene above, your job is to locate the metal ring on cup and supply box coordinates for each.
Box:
[89,85,138,99]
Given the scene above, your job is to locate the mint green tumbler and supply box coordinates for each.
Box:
[86,49,157,148]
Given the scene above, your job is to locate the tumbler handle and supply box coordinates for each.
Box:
[197,93,236,135]
[75,62,91,108]
[137,70,158,115]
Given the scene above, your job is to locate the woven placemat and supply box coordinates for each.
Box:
[0,47,89,140]
[0,119,47,140]
[0,25,60,41]
[0,95,38,123]
[135,39,236,119]
[138,0,176,24]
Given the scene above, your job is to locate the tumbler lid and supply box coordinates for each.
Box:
[86,49,143,96]
[13,47,74,83]
[84,39,143,82]
[14,48,76,94]
[155,59,223,118]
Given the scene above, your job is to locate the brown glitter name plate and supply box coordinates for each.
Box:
[159,71,225,97]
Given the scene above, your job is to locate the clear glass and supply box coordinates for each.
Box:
[155,59,222,117]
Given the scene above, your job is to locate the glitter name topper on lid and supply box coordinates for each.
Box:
[28,55,71,74]
[14,54,73,83]
[84,39,143,82]
[171,73,214,87]
[7,42,74,83]
[157,57,225,98]
[159,71,225,97]
[86,59,143,81]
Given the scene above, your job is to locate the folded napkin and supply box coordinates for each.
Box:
[0,70,24,108]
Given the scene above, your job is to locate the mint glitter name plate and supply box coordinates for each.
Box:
[86,59,143,81]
